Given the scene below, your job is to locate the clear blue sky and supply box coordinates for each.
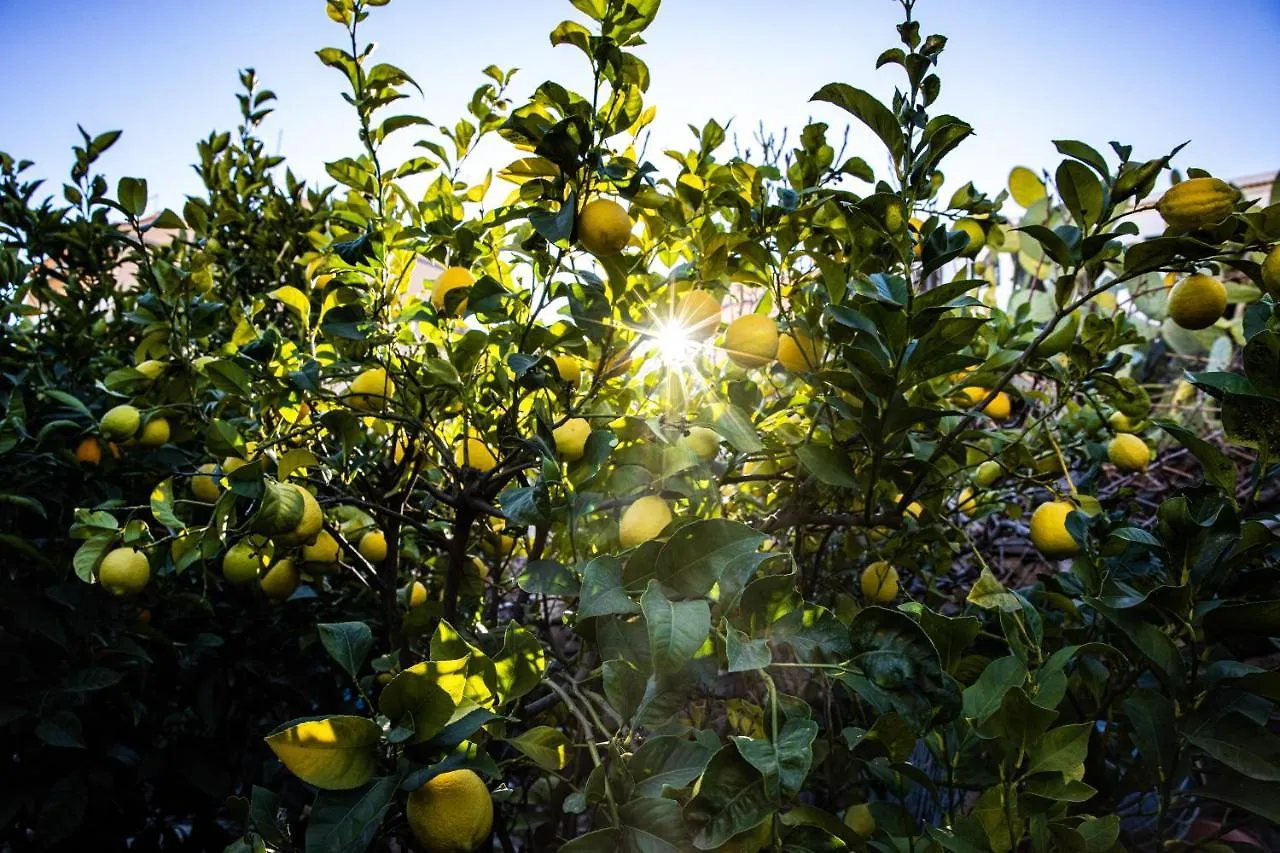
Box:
[3,0,1276,212]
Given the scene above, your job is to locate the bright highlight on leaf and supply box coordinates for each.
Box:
[264,716,382,790]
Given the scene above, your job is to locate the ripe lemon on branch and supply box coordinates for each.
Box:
[1029,500,1079,559]
[100,404,141,441]
[723,315,779,369]
[431,266,474,314]
[1156,177,1235,230]
[1167,274,1226,330]
[777,329,822,372]
[577,198,632,256]
[99,547,151,597]
[1108,434,1150,472]
[553,418,591,461]
[619,495,672,548]
[346,367,394,412]
[406,769,493,853]
[673,289,723,341]
[861,561,899,603]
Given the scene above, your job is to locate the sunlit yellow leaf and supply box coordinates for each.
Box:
[1008,166,1046,208]
[264,715,380,790]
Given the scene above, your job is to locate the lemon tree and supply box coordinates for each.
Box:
[1,0,1279,850]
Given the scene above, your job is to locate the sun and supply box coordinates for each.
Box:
[651,318,696,368]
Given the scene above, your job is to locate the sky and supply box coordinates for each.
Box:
[2,0,1277,214]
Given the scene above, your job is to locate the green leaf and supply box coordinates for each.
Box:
[270,286,311,328]
[1155,420,1236,496]
[1124,689,1175,784]
[651,519,766,597]
[492,623,545,703]
[508,726,572,771]
[726,628,772,673]
[378,659,464,744]
[317,622,373,680]
[629,734,717,798]
[1085,598,1184,686]
[641,580,710,675]
[1183,711,1280,781]
[516,559,577,596]
[603,658,646,723]
[962,656,1027,721]
[795,444,858,487]
[578,556,640,618]
[117,176,148,216]
[732,717,818,798]
[1191,767,1280,824]
[265,716,382,790]
[685,746,774,849]
[1053,139,1111,179]
[149,478,185,530]
[810,83,905,164]
[1026,723,1091,775]
[844,607,962,733]
[303,775,398,853]
[61,667,124,692]
[966,567,1021,611]
[700,402,763,453]
[619,796,690,853]
[1203,600,1280,642]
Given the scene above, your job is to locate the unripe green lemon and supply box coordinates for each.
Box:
[845,803,876,839]
[99,547,151,597]
[681,426,721,462]
[1262,245,1280,295]
[100,404,142,441]
[974,461,1003,487]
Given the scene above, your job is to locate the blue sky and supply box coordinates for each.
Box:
[2,0,1276,212]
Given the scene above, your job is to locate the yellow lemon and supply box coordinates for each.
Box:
[619,495,673,548]
[860,561,899,604]
[553,418,591,461]
[135,359,167,381]
[1262,245,1280,295]
[578,199,632,256]
[974,461,1003,487]
[409,580,428,608]
[681,426,721,462]
[956,487,977,514]
[99,547,151,597]
[406,769,493,853]
[347,367,394,412]
[1108,433,1150,472]
[275,484,323,546]
[100,404,141,441]
[455,437,498,472]
[955,218,986,257]
[191,462,223,503]
[482,533,517,558]
[302,529,341,567]
[960,387,1012,422]
[431,266,474,314]
[260,558,300,603]
[223,537,271,585]
[723,315,779,369]
[845,804,876,839]
[1108,411,1144,433]
[1167,274,1227,330]
[553,355,581,384]
[1029,501,1079,559]
[776,330,822,372]
[358,530,388,563]
[1156,177,1236,230]
[673,289,723,341]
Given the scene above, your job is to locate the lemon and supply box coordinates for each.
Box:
[99,547,151,597]
[844,803,876,839]
[955,218,986,257]
[681,426,721,462]
[1108,411,1144,433]
[960,387,1012,422]
[974,461,1003,487]
[358,530,388,563]
[553,418,591,461]
[223,537,271,585]
[456,437,498,472]
[723,315,779,368]
[406,769,493,853]
[431,266,474,314]
[1262,245,1280,295]
[1167,274,1226,330]
[302,529,341,567]
[347,367,394,412]
[1029,501,1079,559]
[100,404,141,441]
[409,580,428,608]
[1156,177,1236,230]
[76,437,102,465]
[275,484,323,546]
[956,487,977,514]
[137,417,170,447]
[776,330,822,372]
[191,462,223,502]
[673,290,722,340]
[577,199,632,256]
[619,495,673,548]
[135,359,167,381]
[481,533,517,558]
[260,558,300,603]
[553,355,581,384]
[1108,433,1150,472]
[860,561,899,603]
